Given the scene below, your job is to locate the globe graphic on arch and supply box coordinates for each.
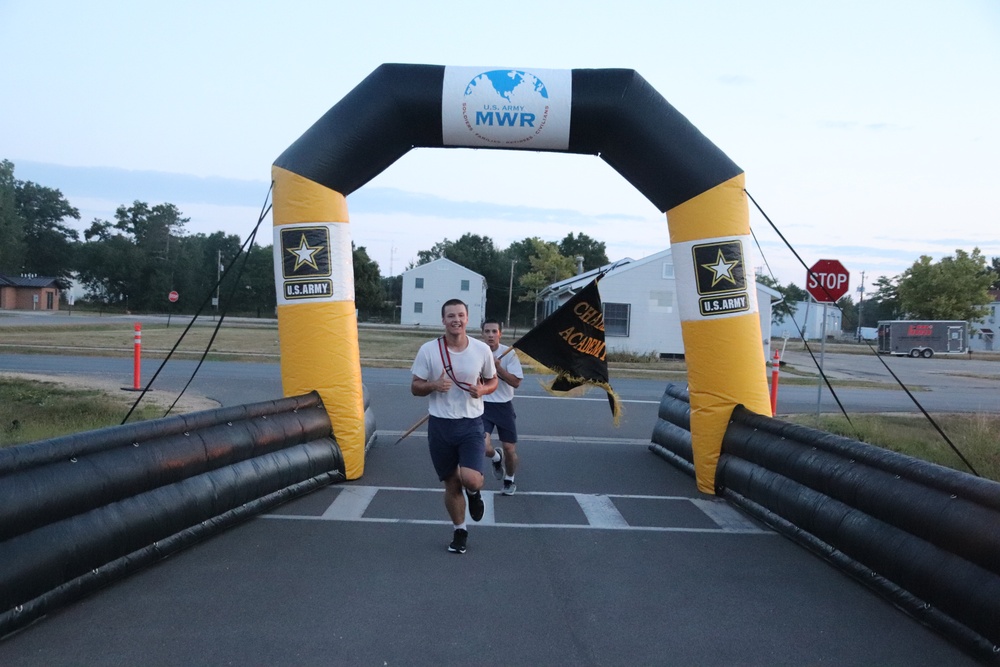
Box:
[463,69,549,106]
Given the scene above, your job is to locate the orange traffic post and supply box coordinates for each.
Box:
[132,322,142,390]
[769,349,781,416]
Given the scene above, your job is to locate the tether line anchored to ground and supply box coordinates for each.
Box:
[745,189,979,477]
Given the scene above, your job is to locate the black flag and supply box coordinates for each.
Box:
[513,276,622,425]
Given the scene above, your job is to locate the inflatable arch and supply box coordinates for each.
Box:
[272,64,771,492]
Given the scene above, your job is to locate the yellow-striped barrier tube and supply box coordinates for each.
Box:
[271,166,366,480]
[667,174,772,493]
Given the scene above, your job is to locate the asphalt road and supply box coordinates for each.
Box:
[1,351,998,424]
[0,349,989,664]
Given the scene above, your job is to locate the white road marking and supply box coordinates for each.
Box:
[378,431,650,445]
[263,485,772,535]
[575,494,630,528]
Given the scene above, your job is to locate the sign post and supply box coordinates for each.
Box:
[806,259,849,421]
[167,291,179,327]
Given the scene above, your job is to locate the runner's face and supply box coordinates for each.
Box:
[482,324,501,348]
[442,305,468,335]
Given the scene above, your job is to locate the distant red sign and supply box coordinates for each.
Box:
[168,291,179,303]
[806,259,850,303]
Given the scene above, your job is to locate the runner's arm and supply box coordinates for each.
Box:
[411,372,451,396]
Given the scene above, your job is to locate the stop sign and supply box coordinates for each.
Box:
[168,291,179,303]
[806,259,850,303]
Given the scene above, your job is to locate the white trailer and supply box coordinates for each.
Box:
[876,320,968,358]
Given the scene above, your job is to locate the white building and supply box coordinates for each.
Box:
[970,289,999,352]
[400,258,487,328]
[536,249,781,360]
[773,300,843,341]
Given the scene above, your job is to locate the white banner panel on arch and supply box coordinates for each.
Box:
[442,66,572,150]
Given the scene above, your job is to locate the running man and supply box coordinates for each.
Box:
[481,318,524,496]
[411,299,498,554]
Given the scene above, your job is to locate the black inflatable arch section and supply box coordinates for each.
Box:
[650,385,1000,663]
[0,391,369,638]
[274,64,741,214]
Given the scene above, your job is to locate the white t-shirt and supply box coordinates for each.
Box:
[411,336,497,419]
[484,343,524,404]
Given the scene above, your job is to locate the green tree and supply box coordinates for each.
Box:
[558,232,608,272]
[757,274,809,325]
[0,160,26,274]
[838,295,857,333]
[76,202,193,311]
[15,180,80,285]
[987,257,1000,290]
[353,244,385,317]
[516,238,576,322]
[416,239,451,265]
[171,231,243,314]
[77,224,142,307]
[381,274,403,322]
[235,243,277,318]
[897,249,996,321]
[864,275,902,323]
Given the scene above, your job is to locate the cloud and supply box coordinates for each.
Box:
[12,160,266,207]
[12,160,649,227]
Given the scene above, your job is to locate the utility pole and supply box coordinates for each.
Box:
[214,249,222,320]
[506,259,516,329]
[856,270,866,341]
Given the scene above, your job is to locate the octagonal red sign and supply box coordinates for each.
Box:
[806,259,850,303]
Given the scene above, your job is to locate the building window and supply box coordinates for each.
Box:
[604,302,630,337]
[414,302,423,313]
[460,279,470,291]
[415,277,424,289]
[662,262,675,279]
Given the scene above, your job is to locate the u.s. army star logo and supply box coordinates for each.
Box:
[280,227,330,278]
[691,240,750,317]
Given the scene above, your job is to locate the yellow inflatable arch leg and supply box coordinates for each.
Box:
[667,174,772,493]
[271,166,366,480]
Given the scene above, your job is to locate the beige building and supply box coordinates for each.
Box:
[0,274,62,311]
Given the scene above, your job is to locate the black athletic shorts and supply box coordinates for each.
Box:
[482,401,517,444]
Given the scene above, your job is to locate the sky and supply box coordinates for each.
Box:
[2,0,999,296]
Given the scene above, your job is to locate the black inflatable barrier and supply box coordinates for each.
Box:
[0,391,349,639]
[649,385,1000,663]
[363,383,377,451]
[648,383,694,476]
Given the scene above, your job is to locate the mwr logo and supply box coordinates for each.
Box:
[285,280,334,300]
[907,324,933,336]
[692,240,749,317]
[280,226,330,279]
[461,69,551,146]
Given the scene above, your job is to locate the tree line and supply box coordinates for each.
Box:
[759,248,999,335]
[2,158,996,329]
[0,160,609,324]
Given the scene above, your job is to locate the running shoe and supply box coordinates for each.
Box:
[502,479,517,496]
[467,489,485,522]
[448,528,468,554]
[492,448,505,480]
